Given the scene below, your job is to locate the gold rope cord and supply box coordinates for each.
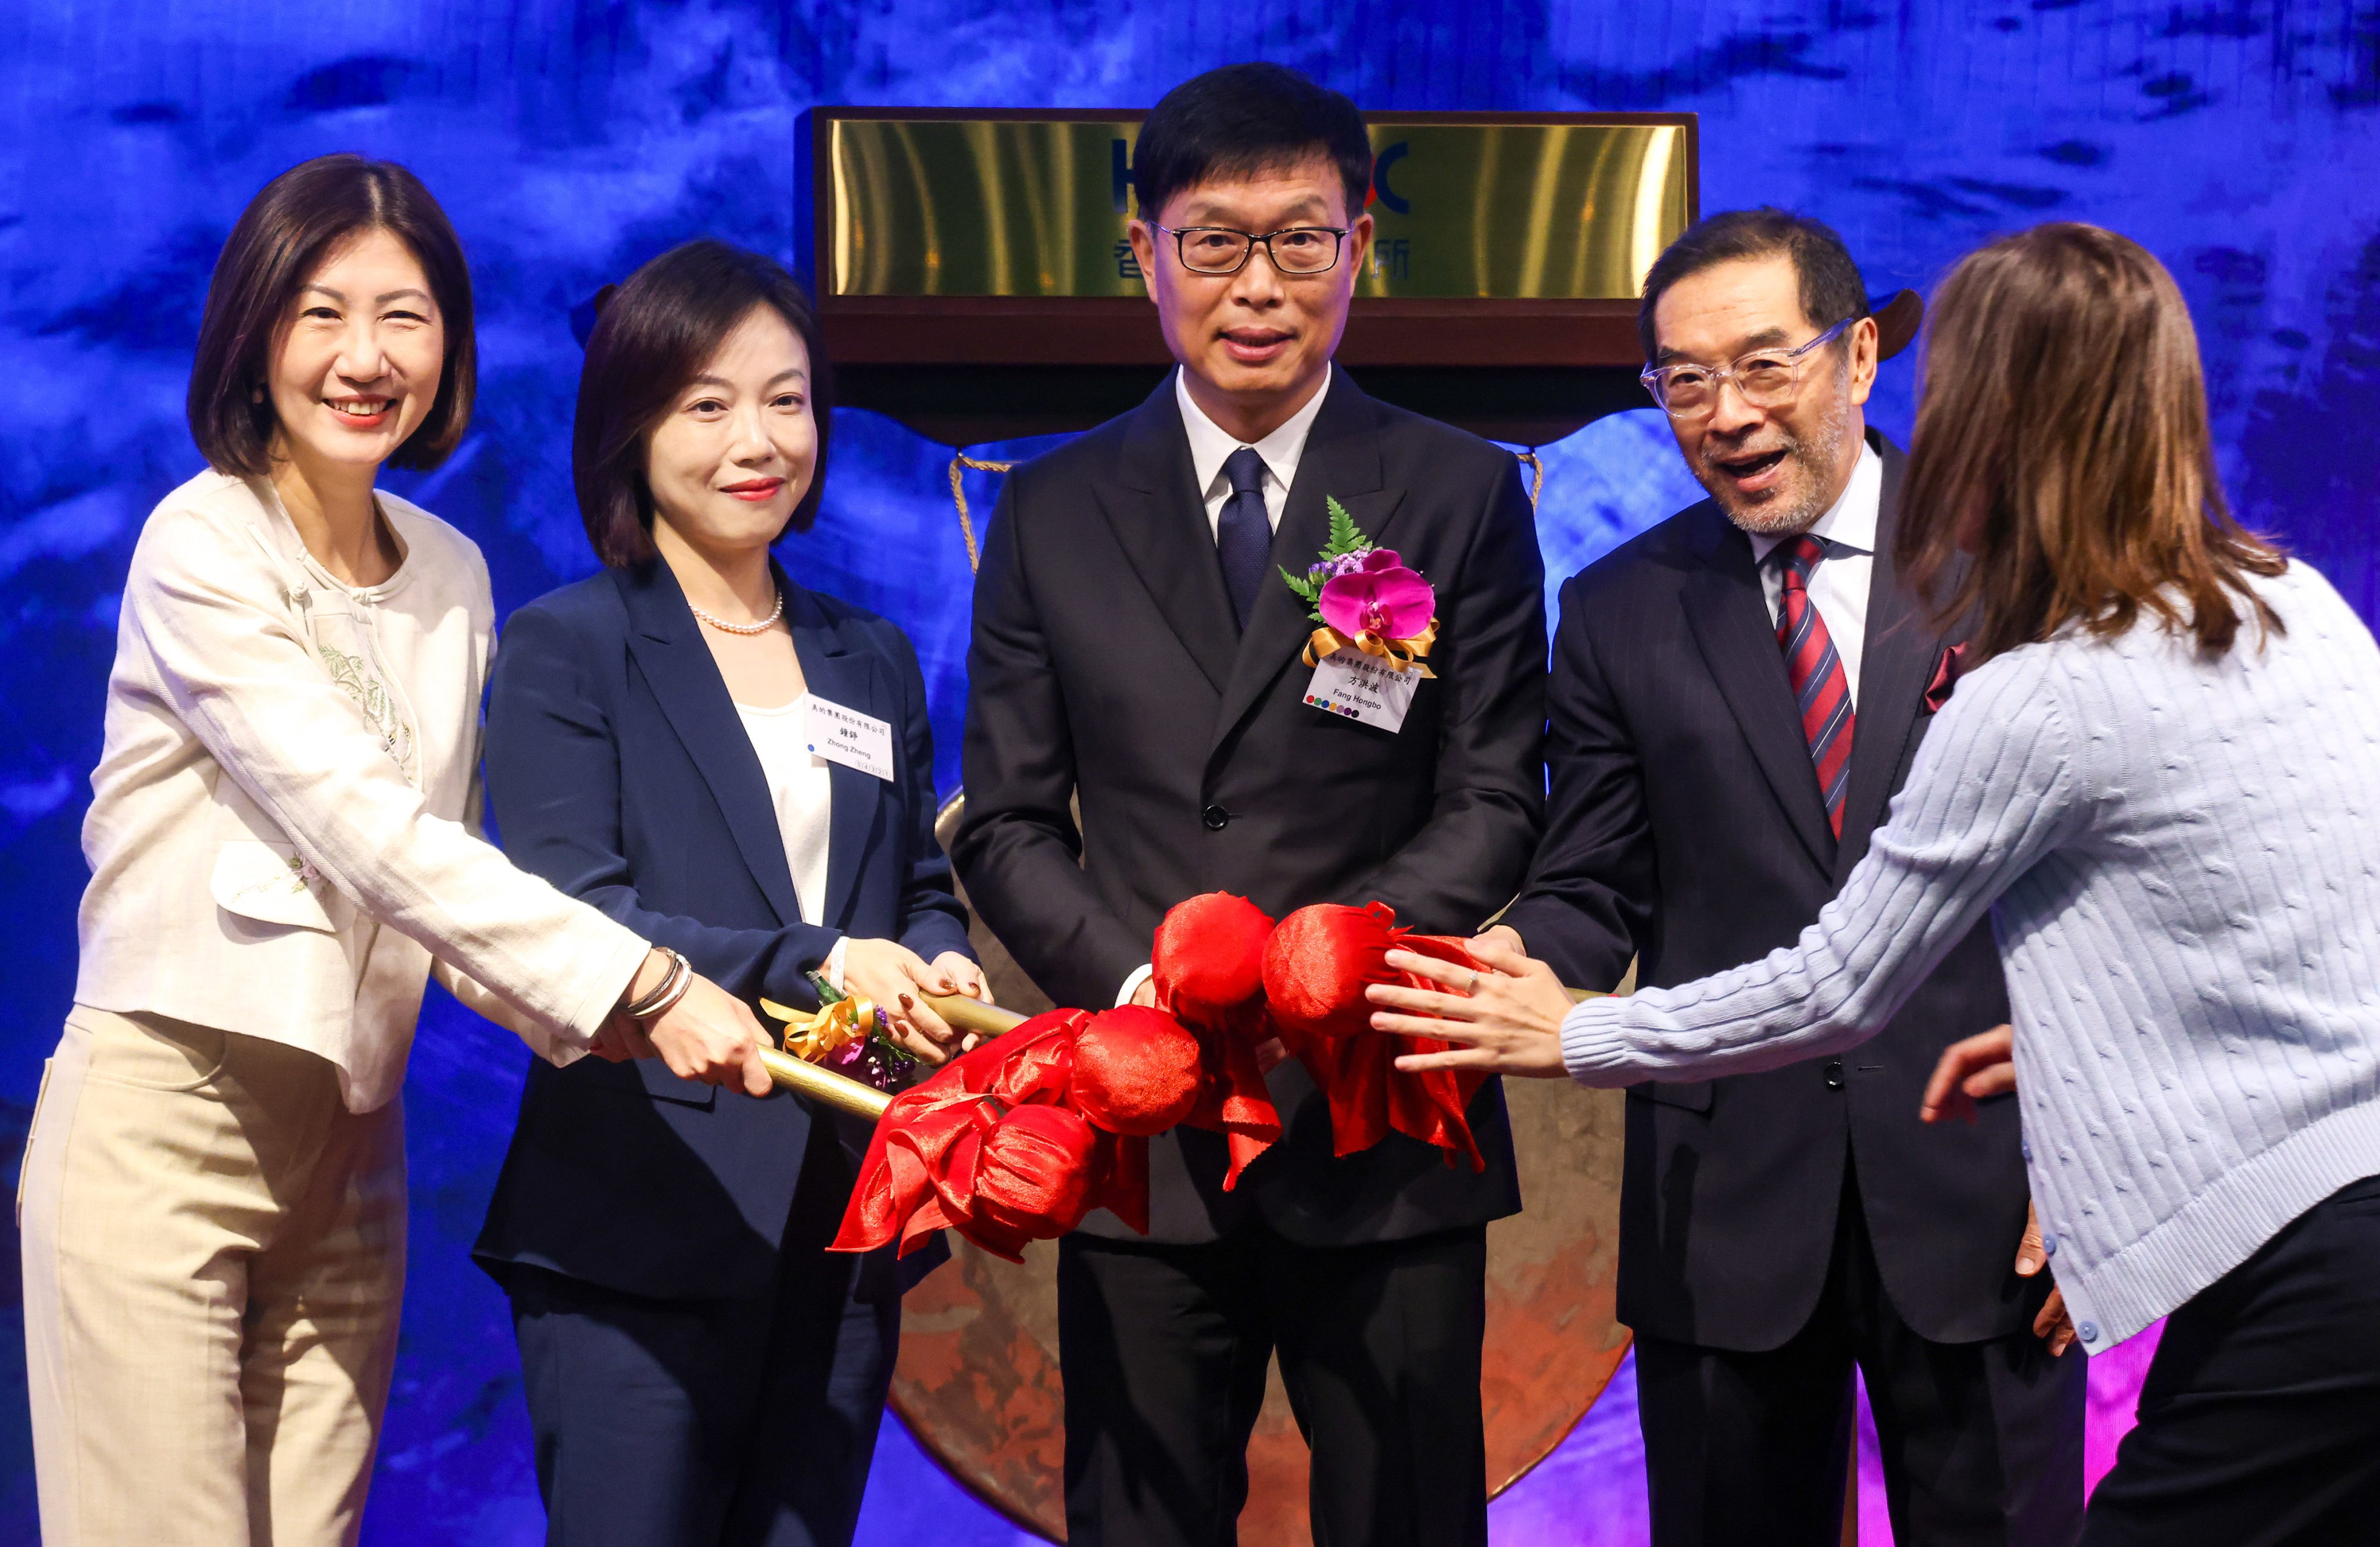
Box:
[1515,448,1544,510]
[949,452,1017,574]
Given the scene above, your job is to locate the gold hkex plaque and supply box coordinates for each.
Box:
[820,115,1692,302]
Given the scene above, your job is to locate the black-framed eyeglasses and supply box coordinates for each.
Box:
[1148,223,1350,277]
[1640,316,1858,418]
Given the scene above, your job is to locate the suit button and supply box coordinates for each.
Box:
[1824,1059,1845,1090]
[1201,804,1229,831]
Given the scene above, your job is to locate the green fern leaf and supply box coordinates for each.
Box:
[1320,496,1366,558]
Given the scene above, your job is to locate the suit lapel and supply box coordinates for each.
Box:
[784,578,886,930]
[1835,435,1933,881]
[617,563,801,928]
[1208,375,1399,756]
[1092,379,1238,697]
[1679,506,1838,876]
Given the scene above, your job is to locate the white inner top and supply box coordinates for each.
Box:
[1748,440,1883,707]
[736,694,834,926]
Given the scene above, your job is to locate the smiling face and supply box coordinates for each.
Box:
[266,227,446,475]
[1128,155,1373,439]
[1651,253,1877,536]
[642,305,816,563]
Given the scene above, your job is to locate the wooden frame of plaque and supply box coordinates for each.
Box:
[797,107,1701,447]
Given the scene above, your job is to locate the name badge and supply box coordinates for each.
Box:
[1304,647,1420,733]
[804,696,896,781]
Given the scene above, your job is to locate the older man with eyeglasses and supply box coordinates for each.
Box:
[1482,210,2088,1547]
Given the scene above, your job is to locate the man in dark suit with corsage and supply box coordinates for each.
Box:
[1489,210,2087,1546]
[952,62,1545,1547]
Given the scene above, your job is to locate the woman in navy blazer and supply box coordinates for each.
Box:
[474,241,979,1547]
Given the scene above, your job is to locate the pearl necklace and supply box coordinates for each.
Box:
[688,588,785,636]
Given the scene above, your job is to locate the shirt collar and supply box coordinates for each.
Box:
[1176,364,1334,501]
[1748,438,1884,565]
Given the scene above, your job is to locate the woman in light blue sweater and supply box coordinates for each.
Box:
[1372,223,2380,1545]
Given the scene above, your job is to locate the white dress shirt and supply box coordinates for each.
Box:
[1175,363,1332,540]
[1113,368,1337,1007]
[1747,442,1883,706]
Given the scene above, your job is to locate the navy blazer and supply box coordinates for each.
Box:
[472,558,971,1302]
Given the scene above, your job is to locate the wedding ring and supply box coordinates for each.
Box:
[1466,968,1480,995]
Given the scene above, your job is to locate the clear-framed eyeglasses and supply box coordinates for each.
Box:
[1640,316,1858,418]
[1148,223,1350,277]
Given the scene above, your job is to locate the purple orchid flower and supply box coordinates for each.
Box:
[1318,551,1435,640]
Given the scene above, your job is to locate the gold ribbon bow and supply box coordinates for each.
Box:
[1301,617,1439,677]
[760,995,882,1063]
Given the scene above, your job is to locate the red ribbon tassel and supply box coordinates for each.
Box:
[1068,1005,1205,1136]
[1151,893,1284,1189]
[1262,902,1490,1171]
[833,893,1492,1263]
[832,1010,1151,1262]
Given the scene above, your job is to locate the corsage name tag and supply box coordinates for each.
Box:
[804,696,896,781]
[1283,496,1437,735]
[1305,647,1420,732]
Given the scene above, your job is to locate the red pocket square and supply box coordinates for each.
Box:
[1924,642,1970,713]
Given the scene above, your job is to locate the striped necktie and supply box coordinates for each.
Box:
[1776,533,1856,837]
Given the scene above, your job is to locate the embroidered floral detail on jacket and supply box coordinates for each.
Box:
[318,640,417,776]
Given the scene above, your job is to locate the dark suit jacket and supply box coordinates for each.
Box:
[473,559,972,1302]
[953,371,1544,1247]
[1501,432,2036,1349]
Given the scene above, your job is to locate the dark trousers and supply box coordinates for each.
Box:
[506,1120,900,1547]
[1635,1172,2085,1547]
[2084,1172,2380,1546]
[1058,1220,1490,1547]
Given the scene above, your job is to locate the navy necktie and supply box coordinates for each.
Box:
[1216,446,1271,631]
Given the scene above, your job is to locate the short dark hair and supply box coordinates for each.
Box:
[1637,208,1870,362]
[188,155,474,475]
[1133,63,1372,223]
[574,240,833,568]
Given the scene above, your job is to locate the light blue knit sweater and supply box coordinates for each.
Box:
[1561,561,2380,1351]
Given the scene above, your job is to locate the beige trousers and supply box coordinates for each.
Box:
[20,1006,407,1546]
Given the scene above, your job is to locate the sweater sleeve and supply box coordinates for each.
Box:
[127,503,649,1051]
[1559,648,2086,1085]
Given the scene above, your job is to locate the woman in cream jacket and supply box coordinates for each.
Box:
[20,155,770,1547]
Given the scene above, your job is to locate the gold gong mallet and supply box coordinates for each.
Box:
[751,991,1029,1119]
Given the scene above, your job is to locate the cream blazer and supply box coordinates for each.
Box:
[73,471,647,1111]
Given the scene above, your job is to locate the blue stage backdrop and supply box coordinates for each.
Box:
[2,3,2375,1542]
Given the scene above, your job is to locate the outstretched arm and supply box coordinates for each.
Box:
[1375,652,2086,1086]
[131,505,647,1048]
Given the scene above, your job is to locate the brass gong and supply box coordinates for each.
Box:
[893,797,1631,1541]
